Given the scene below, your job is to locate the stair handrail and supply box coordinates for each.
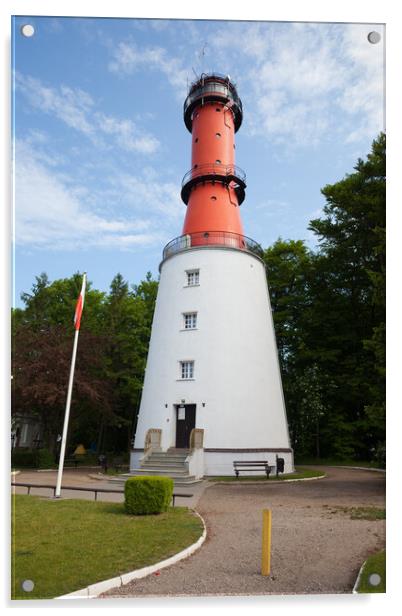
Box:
[189,428,204,451]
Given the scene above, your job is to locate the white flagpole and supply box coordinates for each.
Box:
[55,273,86,498]
[55,329,80,497]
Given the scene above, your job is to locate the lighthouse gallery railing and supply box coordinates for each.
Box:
[162,231,264,261]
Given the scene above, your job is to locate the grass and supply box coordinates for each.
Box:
[11,494,203,600]
[323,505,385,520]
[356,550,386,593]
[103,467,130,476]
[208,467,326,481]
[294,457,384,469]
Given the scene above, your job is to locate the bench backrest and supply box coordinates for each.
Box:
[233,460,269,465]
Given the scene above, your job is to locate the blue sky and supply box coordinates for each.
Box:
[12,16,385,307]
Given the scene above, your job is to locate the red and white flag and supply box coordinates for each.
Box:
[74,273,87,331]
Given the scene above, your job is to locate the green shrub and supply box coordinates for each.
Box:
[36,448,55,469]
[124,476,174,515]
[11,448,55,469]
[11,449,36,468]
[373,442,386,469]
[81,452,99,465]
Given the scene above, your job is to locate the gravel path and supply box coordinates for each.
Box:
[101,467,385,597]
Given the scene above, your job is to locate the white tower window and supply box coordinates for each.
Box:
[180,361,194,379]
[183,312,197,329]
[186,269,199,286]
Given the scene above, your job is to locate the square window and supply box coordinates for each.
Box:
[186,269,199,286]
[183,312,197,329]
[180,361,194,379]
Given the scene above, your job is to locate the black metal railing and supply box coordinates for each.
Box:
[183,74,243,132]
[181,163,246,205]
[11,482,192,506]
[162,231,264,261]
[182,163,246,187]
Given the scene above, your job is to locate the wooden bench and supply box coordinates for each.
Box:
[233,460,274,479]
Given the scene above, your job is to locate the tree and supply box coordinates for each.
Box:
[12,270,159,456]
[99,272,158,453]
[263,240,334,458]
[12,323,111,454]
[306,133,386,459]
[13,273,109,453]
[264,135,385,461]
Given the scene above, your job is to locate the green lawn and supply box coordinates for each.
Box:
[323,506,385,521]
[356,550,386,593]
[294,457,384,469]
[11,494,203,600]
[209,467,326,481]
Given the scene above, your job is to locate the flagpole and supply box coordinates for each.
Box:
[55,273,86,499]
[55,328,80,498]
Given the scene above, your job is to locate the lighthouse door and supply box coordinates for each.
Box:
[175,404,196,448]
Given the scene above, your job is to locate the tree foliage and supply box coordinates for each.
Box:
[265,133,385,461]
[12,271,158,455]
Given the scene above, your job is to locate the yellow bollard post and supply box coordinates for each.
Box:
[261,509,272,576]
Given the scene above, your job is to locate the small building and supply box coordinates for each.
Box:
[12,413,43,450]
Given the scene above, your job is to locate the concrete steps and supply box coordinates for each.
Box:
[113,448,202,486]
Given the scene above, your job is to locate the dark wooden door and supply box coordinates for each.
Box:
[175,404,196,448]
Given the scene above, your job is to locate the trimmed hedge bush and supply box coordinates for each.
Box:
[124,476,174,515]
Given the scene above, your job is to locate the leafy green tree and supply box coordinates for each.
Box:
[12,323,110,454]
[12,270,159,456]
[100,272,158,453]
[13,273,109,453]
[99,274,143,452]
[264,135,385,461]
[263,239,312,364]
[306,133,386,459]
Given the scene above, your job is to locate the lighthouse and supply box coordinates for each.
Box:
[131,74,294,479]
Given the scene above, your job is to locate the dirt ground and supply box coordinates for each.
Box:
[102,466,386,597]
[12,466,386,597]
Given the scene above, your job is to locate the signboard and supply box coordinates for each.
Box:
[178,406,185,420]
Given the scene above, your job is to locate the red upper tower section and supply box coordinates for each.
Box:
[181,74,246,241]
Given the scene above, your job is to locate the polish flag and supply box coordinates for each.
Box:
[74,273,87,331]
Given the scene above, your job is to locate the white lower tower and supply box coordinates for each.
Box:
[131,245,294,475]
[131,73,294,476]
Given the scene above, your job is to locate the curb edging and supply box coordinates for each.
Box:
[211,474,326,485]
[55,510,207,599]
[352,559,367,594]
[325,466,385,473]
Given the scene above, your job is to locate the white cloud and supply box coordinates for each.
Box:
[210,21,384,147]
[107,172,183,220]
[108,41,188,97]
[94,112,160,153]
[15,72,160,154]
[16,73,95,137]
[13,140,159,251]
[13,137,184,252]
[337,24,385,142]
